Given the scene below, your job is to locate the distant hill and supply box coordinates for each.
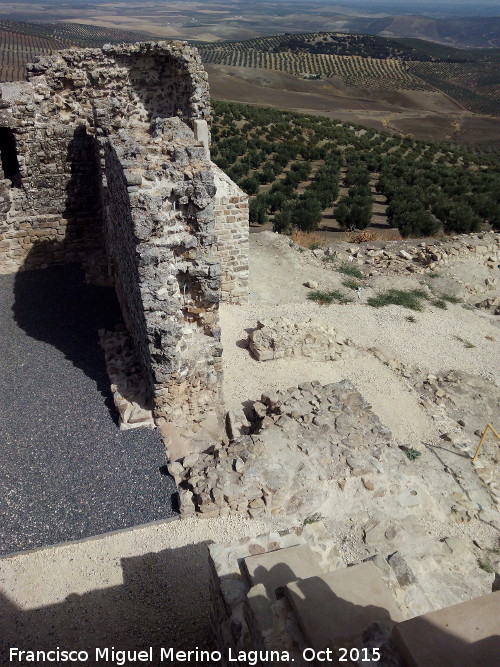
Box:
[198,32,500,116]
[0,21,498,118]
[0,2,497,48]
[203,32,500,63]
[363,15,500,49]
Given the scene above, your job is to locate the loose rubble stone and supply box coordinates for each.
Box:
[388,552,417,586]
[323,232,500,277]
[363,477,375,491]
[248,316,356,362]
[99,327,155,430]
[177,380,392,518]
[208,525,342,666]
[396,489,420,508]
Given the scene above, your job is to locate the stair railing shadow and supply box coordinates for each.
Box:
[236,560,500,666]
[2,544,498,667]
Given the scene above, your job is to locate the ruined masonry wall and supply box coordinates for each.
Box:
[101,117,224,426]
[0,41,214,279]
[102,140,148,369]
[0,84,106,280]
[0,41,249,439]
[213,167,249,304]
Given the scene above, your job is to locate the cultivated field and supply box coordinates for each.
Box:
[0,19,156,81]
[409,61,500,117]
[0,28,67,81]
[0,1,499,47]
[200,47,428,92]
[199,33,500,117]
[1,20,498,132]
[211,101,500,241]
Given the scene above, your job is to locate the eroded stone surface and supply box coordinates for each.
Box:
[248,316,356,362]
[0,41,248,443]
[242,544,323,600]
[99,327,155,430]
[392,591,500,667]
[286,563,403,650]
[176,379,391,519]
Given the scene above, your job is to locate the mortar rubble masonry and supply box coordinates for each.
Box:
[0,41,248,444]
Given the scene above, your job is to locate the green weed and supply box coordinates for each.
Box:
[432,298,448,309]
[405,447,421,461]
[339,263,364,279]
[478,556,494,574]
[307,290,353,305]
[439,293,462,304]
[342,278,361,291]
[303,512,325,525]
[454,335,475,349]
[367,289,429,311]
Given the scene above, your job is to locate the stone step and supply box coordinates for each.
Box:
[392,590,500,667]
[242,544,323,600]
[286,562,403,650]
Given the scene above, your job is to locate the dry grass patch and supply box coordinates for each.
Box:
[347,230,377,243]
[307,289,353,305]
[367,288,429,311]
[290,230,327,249]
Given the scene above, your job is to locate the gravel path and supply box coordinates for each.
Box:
[0,266,176,555]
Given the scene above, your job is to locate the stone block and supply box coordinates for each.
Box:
[388,551,416,586]
[286,562,403,650]
[242,544,323,600]
[392,591,500,667]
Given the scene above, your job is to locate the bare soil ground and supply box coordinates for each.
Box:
[221,233,500,438]
[218,231,500,612]
[2,232,499,657]
[0,515,280,658]
[207,64,500,143]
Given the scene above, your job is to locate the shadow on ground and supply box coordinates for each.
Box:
[13,263,122,421]
[0,265,177,553]
[2,545,497,667]
[0,542,215,666]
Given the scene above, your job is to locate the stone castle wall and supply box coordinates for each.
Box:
[0,41,248,440]
[0,83,107,281]
[213,167,249,304]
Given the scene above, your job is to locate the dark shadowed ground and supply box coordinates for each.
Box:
[0,264,176,554]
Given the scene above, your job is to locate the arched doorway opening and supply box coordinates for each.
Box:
[0,127,21,187]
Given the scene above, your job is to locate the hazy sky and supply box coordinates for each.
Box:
[311,0,500,6]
